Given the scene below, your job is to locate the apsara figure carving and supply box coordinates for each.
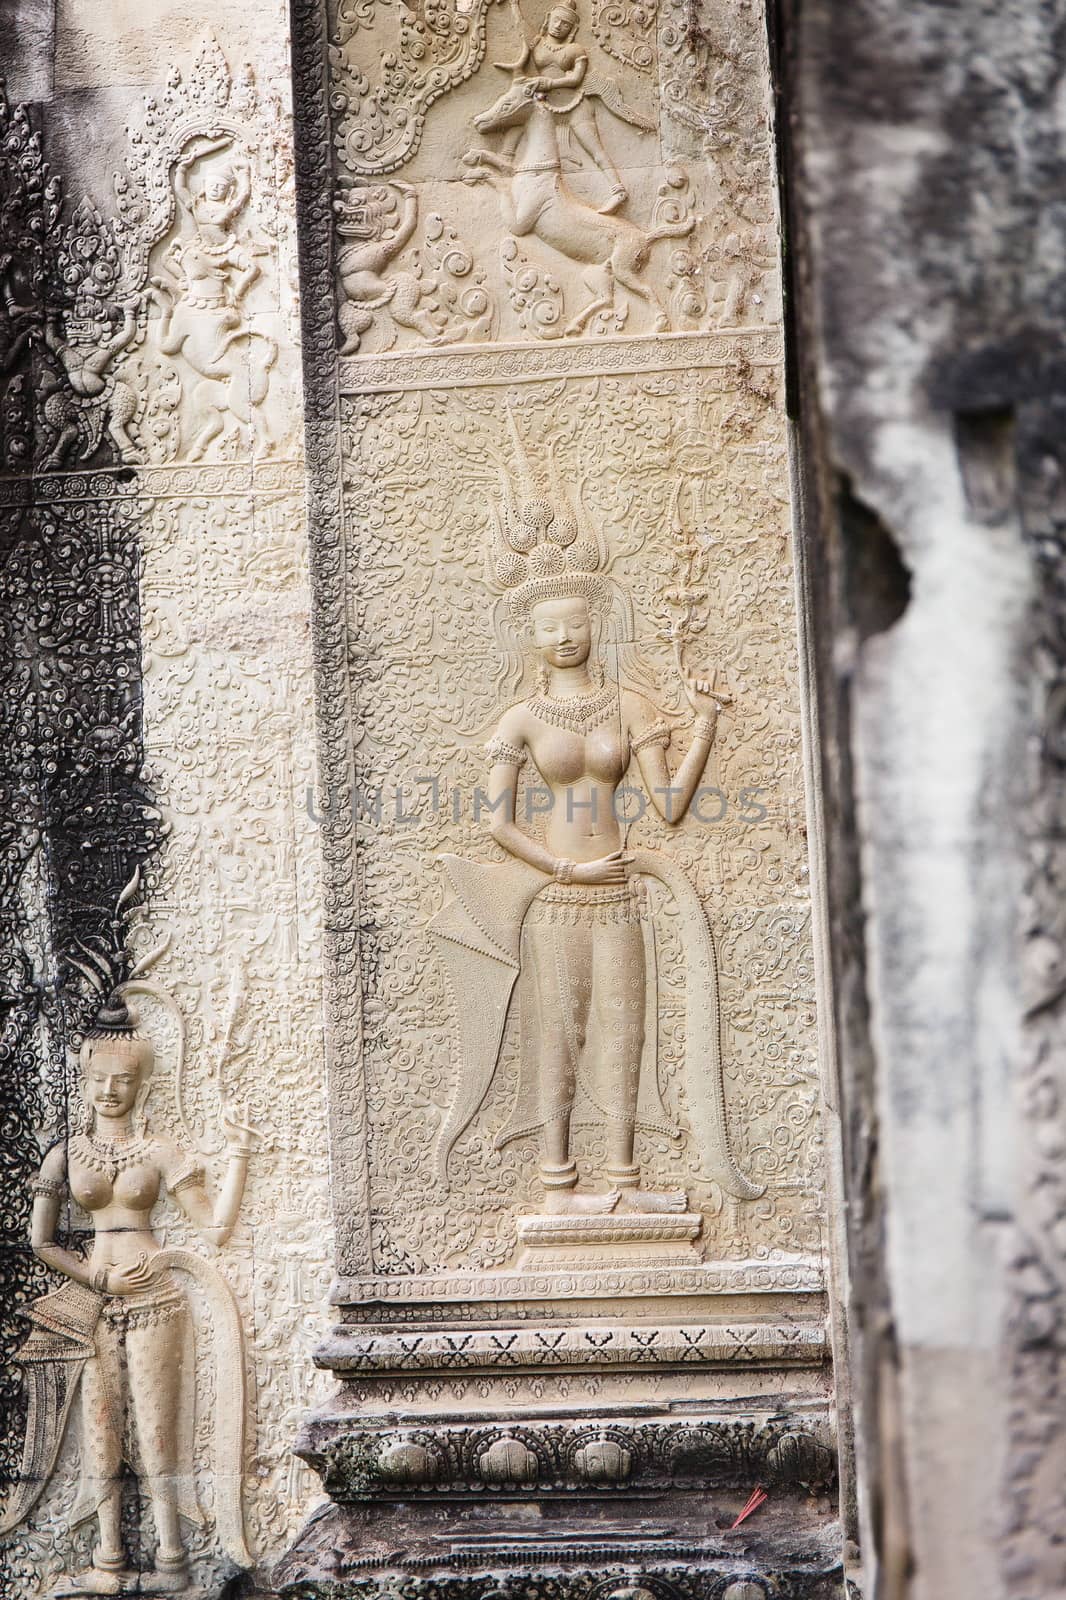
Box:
[430,457,763,1215]
[1,886,256,1595]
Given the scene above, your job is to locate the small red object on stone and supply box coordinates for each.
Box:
[730,1486,769,1529]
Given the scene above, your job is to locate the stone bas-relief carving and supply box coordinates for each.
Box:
[335,181,496,353]
[326,0,778,346]
[0,0,839,1589]
[305,1415,836,1501]
[278,1542,845,1593]
[2,942,256,1595]
[329,371,820,1283]
[133,455,334,1556]
[0,38,298,474]
[0,29,329,1600]
[119,39,298,464]
[432,465,763,1233]
[147,135,280,459]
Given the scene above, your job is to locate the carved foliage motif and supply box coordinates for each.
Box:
[592,0,659,73]
[330,0,498,177]
[0,88,61,469]
[133,460,334,1575]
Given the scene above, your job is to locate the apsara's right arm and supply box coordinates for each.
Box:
[30,1144,95,1289]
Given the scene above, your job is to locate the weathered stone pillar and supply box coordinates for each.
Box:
[0,7,331,1597]
[777,0,1066,1595]
[0,2,848,1597]
[279,1,843,1596]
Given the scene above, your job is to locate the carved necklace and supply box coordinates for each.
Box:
[71,1130,155,1183]
[526,683,616,736]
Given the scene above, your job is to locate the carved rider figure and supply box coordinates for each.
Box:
[147,134,278,458]
[1,973,256,1595]
[494,0,650,213]
[430,468,762,1215]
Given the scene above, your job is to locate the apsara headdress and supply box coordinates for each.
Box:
[492,492,609,623]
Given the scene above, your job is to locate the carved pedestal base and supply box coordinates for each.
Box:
[282,1261,839,1597]
[53,1570,187,1598]
[274,1501,846,1600]
[515,1212,704,1270]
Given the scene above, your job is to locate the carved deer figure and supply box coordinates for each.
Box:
[463,75,693,336]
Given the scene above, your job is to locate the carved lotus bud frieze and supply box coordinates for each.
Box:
[377,1435,443,1487]
[477,1433,540,1489]
[308,1417,836,1503]
[570,1433,633,1486]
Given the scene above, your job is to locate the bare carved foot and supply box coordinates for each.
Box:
[53,1569,132,1597]
[616,1187,688,1214]
[598,186,627,214]
[542,1187,620,1216]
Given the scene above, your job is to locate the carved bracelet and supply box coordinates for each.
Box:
[92,1268,111,1295]
[554,858,575,884]
[693,713,717,742]
[630,721,672,754]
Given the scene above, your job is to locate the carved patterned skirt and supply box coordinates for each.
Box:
[73,1274,201,1529]
[520,880,648,1128]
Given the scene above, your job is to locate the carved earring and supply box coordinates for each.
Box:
[134,1079,152,1140]
[536,661,551,694]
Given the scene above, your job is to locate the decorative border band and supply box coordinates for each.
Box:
[298,1415,837,1503]
[317,1320,827,1374]
[339,327,784,395]
[331,1256,824,1305]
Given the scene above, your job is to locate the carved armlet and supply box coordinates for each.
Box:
[29,1176,65,1200]
[169,1161,207,1195]
[486,736,529,768]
